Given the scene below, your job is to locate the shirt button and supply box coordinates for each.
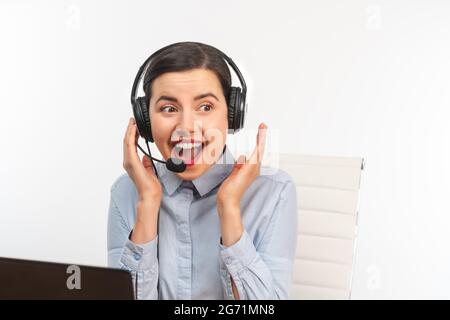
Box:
[225,257,232,264]
[134,253,141,261]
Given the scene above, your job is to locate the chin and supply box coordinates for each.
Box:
[175,164,209,180]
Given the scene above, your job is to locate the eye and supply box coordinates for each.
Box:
[199,103,213,112]
[160,105,177,113]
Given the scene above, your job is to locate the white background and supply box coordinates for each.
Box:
[1,0,449,299]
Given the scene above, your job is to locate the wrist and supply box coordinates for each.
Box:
[217,203,242,244]
[136,200,159,223]
[220,219,244,247]
[217,198,240,213]
[132,202,159,244]
[138,192,161,204]
[217,198,244,247]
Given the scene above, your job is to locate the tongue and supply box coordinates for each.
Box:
[178,147,202,165]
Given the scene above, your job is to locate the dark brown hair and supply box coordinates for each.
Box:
[143,42,232,105]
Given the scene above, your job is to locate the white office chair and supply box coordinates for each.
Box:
[266,153,364,299]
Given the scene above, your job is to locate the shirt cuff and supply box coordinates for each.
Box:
[120,235,158,272]
[219,229,257,278]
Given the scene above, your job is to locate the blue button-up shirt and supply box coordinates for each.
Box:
[107,145,298,299]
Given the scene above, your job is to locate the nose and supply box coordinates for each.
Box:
[174,109,203,138]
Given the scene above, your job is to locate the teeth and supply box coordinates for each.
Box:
[174,142,202,149]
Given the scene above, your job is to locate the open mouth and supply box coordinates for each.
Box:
[171,141,206,166]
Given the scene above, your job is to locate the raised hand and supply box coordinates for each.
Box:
[217,123,267,214]
[123,117,162,204]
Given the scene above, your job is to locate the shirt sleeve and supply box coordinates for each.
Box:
[218,179,298,300]
[107,192,159,300]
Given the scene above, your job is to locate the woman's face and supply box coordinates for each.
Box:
[149,68,229,180]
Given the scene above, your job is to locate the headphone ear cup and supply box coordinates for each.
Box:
[237,90,246,131]
[227,87,240,133]
[133,97,154,142]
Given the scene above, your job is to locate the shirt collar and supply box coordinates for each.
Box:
[159,145,235,197]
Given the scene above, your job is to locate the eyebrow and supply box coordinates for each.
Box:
[155,92,219,104]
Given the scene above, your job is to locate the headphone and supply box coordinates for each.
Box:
[130,42,248,176]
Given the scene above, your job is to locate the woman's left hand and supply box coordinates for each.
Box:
[217,123,268,216]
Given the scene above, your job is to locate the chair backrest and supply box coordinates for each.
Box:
[268,153,364,299]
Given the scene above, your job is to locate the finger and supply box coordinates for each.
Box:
[124,118,140,163]
[230,155,246,176]
[128,118,138,149]
[142,155,153,169]
[235,155,246,169]
[249,123,267,165]
[128,118,138,145]
[142,155,158,177]
[257,123,267,162]
[123,117,132,142]
[134,119,140,144]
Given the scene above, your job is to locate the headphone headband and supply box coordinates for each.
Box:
[130,42,247,108]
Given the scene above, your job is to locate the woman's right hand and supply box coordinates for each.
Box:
[123,117,163,205]
[123,117,162,244]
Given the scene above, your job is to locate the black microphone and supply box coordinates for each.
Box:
[136,141,187,177]
[165,157,187,173]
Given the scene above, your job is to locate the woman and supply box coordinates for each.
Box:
[107,42,298,300]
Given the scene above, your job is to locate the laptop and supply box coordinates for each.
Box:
[0,257,134,300]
